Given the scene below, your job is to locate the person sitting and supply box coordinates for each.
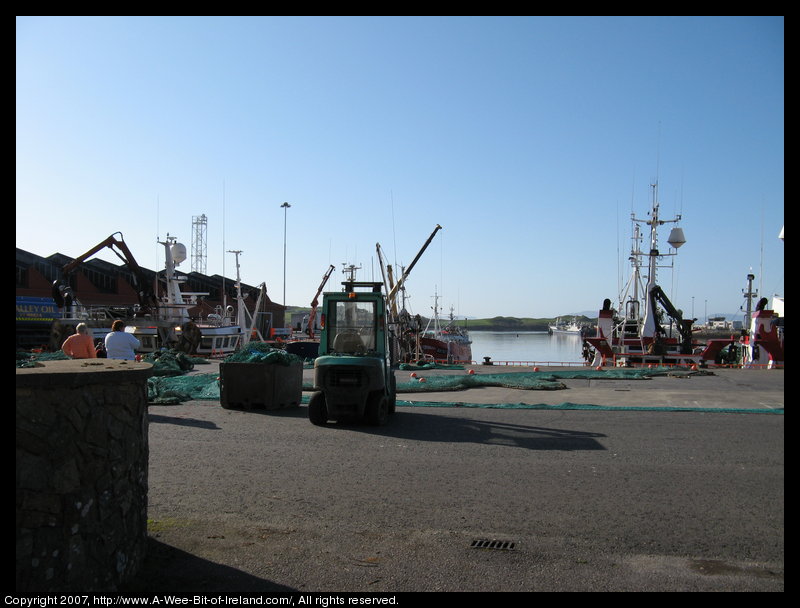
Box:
[61,323,97,359]
[104,320,141,360]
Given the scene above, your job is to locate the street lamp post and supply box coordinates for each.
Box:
[281,202,291,310]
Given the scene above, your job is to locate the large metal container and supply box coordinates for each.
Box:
[219,360,302,410]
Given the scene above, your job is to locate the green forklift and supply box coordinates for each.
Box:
[308,281,396,426]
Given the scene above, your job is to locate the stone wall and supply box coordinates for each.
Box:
[16,359,153,592]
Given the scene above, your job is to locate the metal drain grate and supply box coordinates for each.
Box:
[470,539,516,551]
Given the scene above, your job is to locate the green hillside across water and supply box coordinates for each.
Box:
[286,307,591,332]
[283,308,734,337]
[456,316,592,331]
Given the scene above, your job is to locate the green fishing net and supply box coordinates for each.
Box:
[147,373,221,404]
[394,367,708,393]
[223,342,303,365]
[16,350,70,368]
[398,362,467,371]
[146,344,302,404]
[398,372,566,392]
[141,350,208,376]
[142,357,711,405]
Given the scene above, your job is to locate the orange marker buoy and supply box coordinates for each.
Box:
[595,365,602,371]
[467,369,475,375]
[418,377,426,383]
[410,372,417,378]
[533,366,540,372]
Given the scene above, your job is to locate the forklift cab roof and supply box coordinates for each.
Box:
[340,281,384,294]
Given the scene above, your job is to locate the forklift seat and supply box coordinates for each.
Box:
[333,331,364,353]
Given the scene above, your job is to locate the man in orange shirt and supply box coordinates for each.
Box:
[61,323,97,359]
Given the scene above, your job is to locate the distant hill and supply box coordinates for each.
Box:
[287,306,592,332]
[461,315,593,331]
[286,306,748,333]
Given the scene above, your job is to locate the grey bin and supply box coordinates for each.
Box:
[219,360,303,410]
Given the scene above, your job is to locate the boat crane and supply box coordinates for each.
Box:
[226,249,268,346]
[307,265,336,339]
[376,224,445,362]
[51,232,158,315]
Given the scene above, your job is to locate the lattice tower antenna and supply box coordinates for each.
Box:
[191,214,208,274]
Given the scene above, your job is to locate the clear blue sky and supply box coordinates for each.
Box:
[17,16,784,321]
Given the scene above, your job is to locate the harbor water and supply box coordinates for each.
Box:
[469,330,585,365]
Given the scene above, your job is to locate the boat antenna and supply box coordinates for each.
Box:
[616,198,621,300]
[759,203,765,297]
[222,180,226,312]
[391,190,398,267]
[655,121,661,183]
[155,195,161,297]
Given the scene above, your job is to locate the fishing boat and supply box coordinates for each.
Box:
[582,185,784,368]
[582,182,706,367]
[700,273,784,368]
[373,223,472,364]
[48,233,261,357]
[130,236,269,357]
[414,296,473,363]
[548,317,584,334]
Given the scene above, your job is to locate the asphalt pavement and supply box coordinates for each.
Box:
[121,364,784,593]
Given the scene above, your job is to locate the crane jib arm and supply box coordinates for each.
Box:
[52,232,158,311]
[387,224,442,301]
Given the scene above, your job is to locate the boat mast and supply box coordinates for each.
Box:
[640,182,662,337]
[742,272,758,335]
[619,220,644,328]
[228,249,245,329]
[423,290,442,335]
[629,181,685,338]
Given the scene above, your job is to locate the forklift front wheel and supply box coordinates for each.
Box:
[308,391,328,426]
[366,392,390,426]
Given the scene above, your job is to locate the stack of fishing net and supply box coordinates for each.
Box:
[146,344,303,404]
[223,342,302,365]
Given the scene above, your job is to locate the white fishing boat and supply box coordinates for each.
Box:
[583,184,784,368]
[582,182,704,367]
[548,317,583,334]
[48,233,263,357]
[131,236,268,357]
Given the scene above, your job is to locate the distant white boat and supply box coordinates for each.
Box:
[549,317,583,335]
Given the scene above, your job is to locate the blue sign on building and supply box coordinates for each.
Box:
[16,296,60,323]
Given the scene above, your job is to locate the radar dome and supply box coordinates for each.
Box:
[667,227,686,249]
[171,242,187,264]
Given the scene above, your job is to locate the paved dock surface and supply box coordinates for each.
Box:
[123,365,783,593]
